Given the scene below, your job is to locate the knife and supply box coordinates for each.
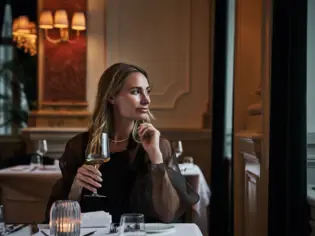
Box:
[83,230,97,236]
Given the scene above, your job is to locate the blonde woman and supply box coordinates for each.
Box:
[46,63,199,223]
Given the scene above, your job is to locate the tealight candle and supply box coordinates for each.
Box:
[49,200,81,236]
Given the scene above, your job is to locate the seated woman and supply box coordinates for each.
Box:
[46,62,199,223]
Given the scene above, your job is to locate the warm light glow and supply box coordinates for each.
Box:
[39,11,53,29]
[17,16,30,34]
[54,10,68,28]
[71,12,86,31]
[38,10,86,44]
[12,19,19,35]
[12,16,37,56]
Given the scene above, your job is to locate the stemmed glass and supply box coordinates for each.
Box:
[172,140,183,158]
[36,139,48,156]
[31,140,48,169]
[84,133,110,198]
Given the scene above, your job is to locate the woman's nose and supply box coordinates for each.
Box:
[141,94,150,105]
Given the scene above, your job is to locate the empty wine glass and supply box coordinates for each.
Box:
[119,213,146,236]
[172,140,183,158]
[36,139,48,156]
[31,140,48,169]
[84,133,110,198]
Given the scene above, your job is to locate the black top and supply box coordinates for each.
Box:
[45,131,200,223]
[80,137,147,222]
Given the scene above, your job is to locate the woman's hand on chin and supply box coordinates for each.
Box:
[137,123,163,164]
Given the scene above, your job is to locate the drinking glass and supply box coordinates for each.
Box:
[31,140,48,169]
[36,139,48,156]
[172,140,183,158]
[0,205,5,236]
[119,213,146,236]
[84,133,110,198]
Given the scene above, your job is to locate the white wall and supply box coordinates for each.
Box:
[87,0,210,129]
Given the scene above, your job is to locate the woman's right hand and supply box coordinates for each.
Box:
[73,165,103,193]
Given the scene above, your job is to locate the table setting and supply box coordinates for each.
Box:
[3,208,203,236]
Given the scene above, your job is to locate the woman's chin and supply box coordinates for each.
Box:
[134,114,149,121]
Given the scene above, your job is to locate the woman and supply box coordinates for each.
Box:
[46,63,199,223]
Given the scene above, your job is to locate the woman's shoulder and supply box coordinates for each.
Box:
[66,131,89,148]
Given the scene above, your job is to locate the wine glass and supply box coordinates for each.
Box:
[172,140,183,158]
[119,213,146,236]
[36,139,48,156]
[84,133,110,198]
[31,140,48,169]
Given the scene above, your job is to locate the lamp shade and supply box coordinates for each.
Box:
[39,11,53,29]
[54,10,68,28]
[71,12,86,31]
[17,16,30,34]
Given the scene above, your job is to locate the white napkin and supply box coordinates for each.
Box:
[179,163,195,171]
[81,211,112,228]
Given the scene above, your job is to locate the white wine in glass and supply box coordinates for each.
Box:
[84,133,110,198]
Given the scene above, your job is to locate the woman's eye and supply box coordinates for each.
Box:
[131,89,140,95]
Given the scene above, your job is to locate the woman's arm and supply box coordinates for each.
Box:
[45,134,85,220]
[131,138,200,223]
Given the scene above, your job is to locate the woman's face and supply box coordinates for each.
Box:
[112,72,151,121]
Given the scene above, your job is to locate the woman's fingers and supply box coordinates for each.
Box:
[76,178,97,193]
[75,165,103,191]
[78,165,102,182]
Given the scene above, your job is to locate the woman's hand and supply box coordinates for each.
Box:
[73,165,103,193]
[138,123,163,163]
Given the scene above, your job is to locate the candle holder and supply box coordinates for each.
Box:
[49,200,81,236]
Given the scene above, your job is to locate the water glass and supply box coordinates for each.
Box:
[119,213,146,236]
[50,200,81,236]
[0,206,5,236]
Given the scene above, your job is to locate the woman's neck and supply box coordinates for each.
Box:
[112,118,134,141]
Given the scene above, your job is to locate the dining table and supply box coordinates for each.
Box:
[0,163,210,235]
[7,223,203,236]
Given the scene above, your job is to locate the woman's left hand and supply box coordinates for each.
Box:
[138,123,163,162]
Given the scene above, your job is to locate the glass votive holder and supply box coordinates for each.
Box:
[49,200,81,236]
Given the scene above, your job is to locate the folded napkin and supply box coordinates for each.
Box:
[81,211,112,228]
[179,163,195,171]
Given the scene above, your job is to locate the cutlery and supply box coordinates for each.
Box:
[83,230,97,236]
[40,230,49,236]
[6,224,27,234]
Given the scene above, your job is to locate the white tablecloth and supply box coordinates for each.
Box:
[10,223,202,236]
[179,164,211,236]
[0,164,210,234]
[0,165,61,223]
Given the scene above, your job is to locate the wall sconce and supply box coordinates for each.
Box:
[39,10,86,44]
[12,16,37,55]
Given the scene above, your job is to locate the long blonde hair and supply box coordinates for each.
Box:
[86,63,154,156]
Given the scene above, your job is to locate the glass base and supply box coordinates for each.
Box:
[84,193,107,198]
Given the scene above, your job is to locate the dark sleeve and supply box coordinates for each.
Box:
[130,138,200,223]
[45,135,84,221]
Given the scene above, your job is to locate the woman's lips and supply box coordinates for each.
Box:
[137,108,149,113]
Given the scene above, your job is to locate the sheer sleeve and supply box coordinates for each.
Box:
[130,138,200,223]
[45,133,85,221]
